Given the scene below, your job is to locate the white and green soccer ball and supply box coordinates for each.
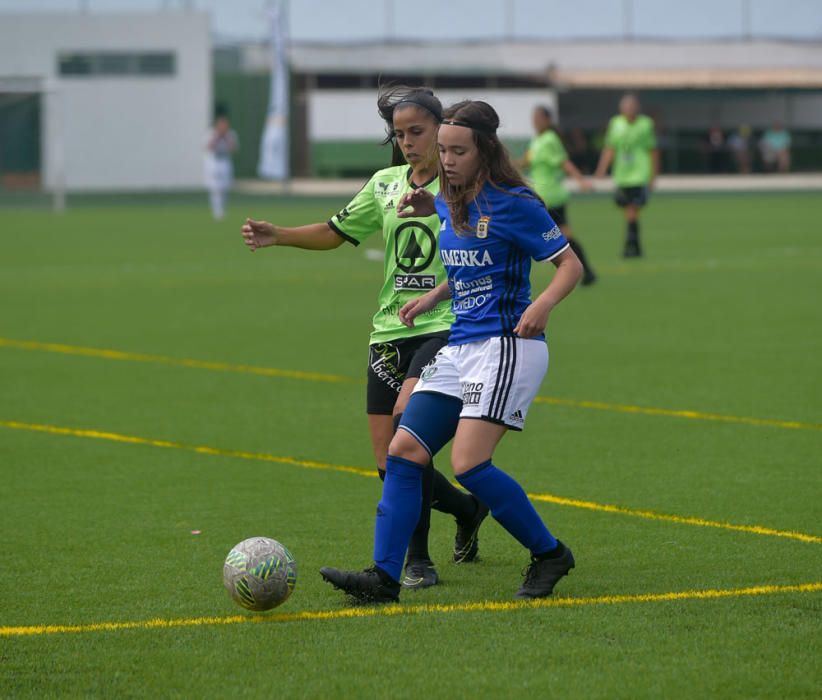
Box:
[223,537,297,611]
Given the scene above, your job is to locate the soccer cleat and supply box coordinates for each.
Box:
[515,541,575,599]
[453,498,490,563]
[402,560,439,590]
[319,565,401,604]
[581,270,598,286]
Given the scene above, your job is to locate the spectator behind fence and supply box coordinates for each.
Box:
[759,122,792,173]
[727,125,752,174]
[567,127,594,174]
[705,126,726,173]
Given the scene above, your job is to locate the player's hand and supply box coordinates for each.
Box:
[397,188,436,218]
[580,179,594,193]
[242,218,277,251]
[399,292,437,328]
[514,301,551,338]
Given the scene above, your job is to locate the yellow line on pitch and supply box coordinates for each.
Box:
[2,582,820,638]
[2,336,820,432]
[0,420,375,479]
[0,337,354,384]
[532,396,822,432]
[527,493,822,544]
[2,418,821,545]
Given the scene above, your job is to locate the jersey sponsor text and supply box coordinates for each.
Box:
[441,249,494,267]
[394,274,436,291]
[453,274,493,297]
[453,294,489,312]
[542,225,562,242]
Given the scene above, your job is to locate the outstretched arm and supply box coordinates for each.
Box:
[514,248,583,338]
[241,219,345,252]
[594,147,615,179]
[563,159,593,192]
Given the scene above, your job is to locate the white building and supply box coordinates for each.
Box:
[0,12,211,191]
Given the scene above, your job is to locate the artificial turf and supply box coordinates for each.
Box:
[0,190,820,697]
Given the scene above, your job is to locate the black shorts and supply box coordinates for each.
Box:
[615,186,649,208]
[547,205,568,227]
[366,332,449,415]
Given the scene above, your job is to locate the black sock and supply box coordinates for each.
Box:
[378,468,386,482]
[430,468,478,524]
[406,465,433,563]
[534,541,564,560]
[626,220,639,246]
[568,238,594,277]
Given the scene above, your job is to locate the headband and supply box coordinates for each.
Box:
[395,98,443,123]
[441,118,497,135]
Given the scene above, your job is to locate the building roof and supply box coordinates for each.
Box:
[275,39,822,88]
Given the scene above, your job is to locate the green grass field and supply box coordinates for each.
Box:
[1,191,820,698]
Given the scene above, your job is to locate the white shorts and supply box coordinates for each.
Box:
[413,336,548,431]
[204,156,233,191]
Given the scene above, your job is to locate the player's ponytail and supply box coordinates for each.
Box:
[439,100,539,235]
[377,84,443,167]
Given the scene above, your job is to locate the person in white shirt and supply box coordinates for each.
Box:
[205,115,239,220]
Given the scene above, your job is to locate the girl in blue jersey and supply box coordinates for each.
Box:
[321,100,583,602]
[242,87,486,590]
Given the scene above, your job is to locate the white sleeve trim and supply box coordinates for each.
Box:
[536,242,570,263]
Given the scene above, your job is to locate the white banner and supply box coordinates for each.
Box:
[257,0,289,180]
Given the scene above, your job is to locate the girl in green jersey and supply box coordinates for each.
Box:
[241,87,487,590]
[520,105,596,285]
[594,93,659,258]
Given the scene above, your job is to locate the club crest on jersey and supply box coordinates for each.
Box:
[476,216,490,239]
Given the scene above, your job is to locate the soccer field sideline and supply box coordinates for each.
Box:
[3,581,821,639]
[236,173,822,197]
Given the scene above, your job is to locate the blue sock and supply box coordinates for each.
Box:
[373,455,425,582]
[457,460,557,556]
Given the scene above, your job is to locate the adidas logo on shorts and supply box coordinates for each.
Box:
[508,409,524,425]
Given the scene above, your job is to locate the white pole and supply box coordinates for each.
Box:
[623,0,634,40]
[385,0,394,40]
[741,0,752,40]
[54,88,66,213]
[49,86,66,213]
[505,0,515,41]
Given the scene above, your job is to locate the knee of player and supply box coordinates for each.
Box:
[387,429,429,464]
[450,449,485,476]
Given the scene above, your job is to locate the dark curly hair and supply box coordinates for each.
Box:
[439,100,539,234]
[377,84,443,166]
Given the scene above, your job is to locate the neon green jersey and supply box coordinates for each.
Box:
[527,130,569,208]
[328,165,454,344]
[605,114,657,187]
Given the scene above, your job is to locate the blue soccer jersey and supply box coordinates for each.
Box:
[435,183,569,346]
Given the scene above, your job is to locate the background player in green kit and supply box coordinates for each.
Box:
[519,105,596,285]
[595,93,660,258]
[241,86,487,589]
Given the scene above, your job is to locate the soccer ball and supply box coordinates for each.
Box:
[223,536,297,611]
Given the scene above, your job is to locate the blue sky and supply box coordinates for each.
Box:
[1,0,820,43]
